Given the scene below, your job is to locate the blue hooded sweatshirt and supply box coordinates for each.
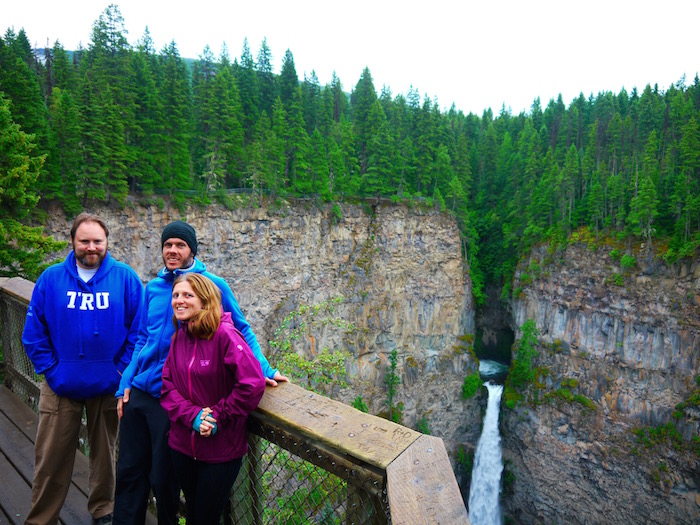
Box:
[22,251,144,398]
[116,258,276,398]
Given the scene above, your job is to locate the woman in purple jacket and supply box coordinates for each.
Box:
[160,273,265,524]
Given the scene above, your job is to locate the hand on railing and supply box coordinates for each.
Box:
[265,370,289,387]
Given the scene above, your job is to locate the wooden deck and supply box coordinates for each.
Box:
[0,385,157,525]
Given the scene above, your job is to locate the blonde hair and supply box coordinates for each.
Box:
[172,273,222,339]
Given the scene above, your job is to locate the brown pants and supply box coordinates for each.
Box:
[25,381,118,525]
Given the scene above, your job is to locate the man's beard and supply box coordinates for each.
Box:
[77,252,105,269]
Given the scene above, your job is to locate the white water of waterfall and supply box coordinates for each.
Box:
[468,381,504,525]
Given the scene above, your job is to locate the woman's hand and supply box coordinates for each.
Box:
[265,371,290,387]
[198,407,217,437]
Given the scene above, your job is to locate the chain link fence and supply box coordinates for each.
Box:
[228,426,389,524]
[0,282,41,410]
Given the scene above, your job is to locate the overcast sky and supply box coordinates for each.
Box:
[4,1,699,115]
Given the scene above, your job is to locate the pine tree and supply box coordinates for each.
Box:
[284,87,310,194]
[302,70,321,135]
[43,87,82,214]
[237,38,260,142]
[256,38,277,117]
[269,97,288,194]
[329,71,348,123]
[0,95,64,278]
[76,5,133,203]
[627,175,659,250]
[49,41,77,92]
[125,45,163,193]
[351,67,378,174]
[675,116,700,243]
[0,32,49,149]
[157,41,192,195]
[278,49,298,107]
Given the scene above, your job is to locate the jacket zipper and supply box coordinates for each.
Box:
[188,338,197,458]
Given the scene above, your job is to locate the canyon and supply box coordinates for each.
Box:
[41,199,699,524]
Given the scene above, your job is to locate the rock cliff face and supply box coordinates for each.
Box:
[503,242,700,524]
[42,199,481,451]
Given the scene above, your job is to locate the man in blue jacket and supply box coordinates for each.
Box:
[22,213,144,525]
[113,220,287,525]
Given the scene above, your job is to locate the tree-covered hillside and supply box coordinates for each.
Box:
[1,5,698,295]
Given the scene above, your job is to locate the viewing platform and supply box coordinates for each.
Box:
[0,276,470,524]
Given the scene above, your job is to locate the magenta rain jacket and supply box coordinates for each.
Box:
[160,312,266,463]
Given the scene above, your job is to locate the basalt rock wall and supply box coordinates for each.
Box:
[503,242,700,524]
[42,198,481,453]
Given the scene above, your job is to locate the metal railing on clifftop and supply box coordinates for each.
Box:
[0,276,469,525]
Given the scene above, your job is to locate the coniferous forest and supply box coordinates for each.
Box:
[1,5,699,300]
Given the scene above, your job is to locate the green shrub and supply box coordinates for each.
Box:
[503,386,523,409]
[351,396,369,413]
[620,254,636,269]
[416,417,431,435]
[462,372,482,399]
[331,203,342,224]
[508,319,539,389]
[609,248,621,260]
[573,394,596,409]
[385,349,402,423]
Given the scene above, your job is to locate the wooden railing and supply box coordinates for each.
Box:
[0,276,469,524]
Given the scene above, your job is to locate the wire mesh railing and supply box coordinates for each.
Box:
[0,276,469,525]
[0,278,41,411]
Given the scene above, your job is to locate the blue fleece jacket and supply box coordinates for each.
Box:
[22,251,144,398]
[116,258,276,398]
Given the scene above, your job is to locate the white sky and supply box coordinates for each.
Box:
[4,1,699,115]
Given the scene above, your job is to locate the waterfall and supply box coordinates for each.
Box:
[468,381,504,525]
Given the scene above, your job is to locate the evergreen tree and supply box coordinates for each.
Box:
[245,115,268,205]
[125,44,163,193]
[49,41,77,92]
[256,38,277,117]
[329,71,348,123]
[302,70,321,135]
[284,87,310,193]
[587,176,605,236]
[351,67,378,174]
[76,4,133,203]
[675,116,700,243]
[157,41,192,195]
[237,38,260,142]
[364,115,396,197]
[43,87,82,214]
[278,49,298,106]
[306,128,331,199]
[627,175,659,250]
[0,95,64,278]
[268,97,288,193]
[0,32,49,149]
[558,144,579,227]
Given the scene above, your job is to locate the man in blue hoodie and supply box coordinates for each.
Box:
[113,220,287,525]
[22,213,144,525]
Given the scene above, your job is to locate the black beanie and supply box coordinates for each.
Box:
[161,221,198,256]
